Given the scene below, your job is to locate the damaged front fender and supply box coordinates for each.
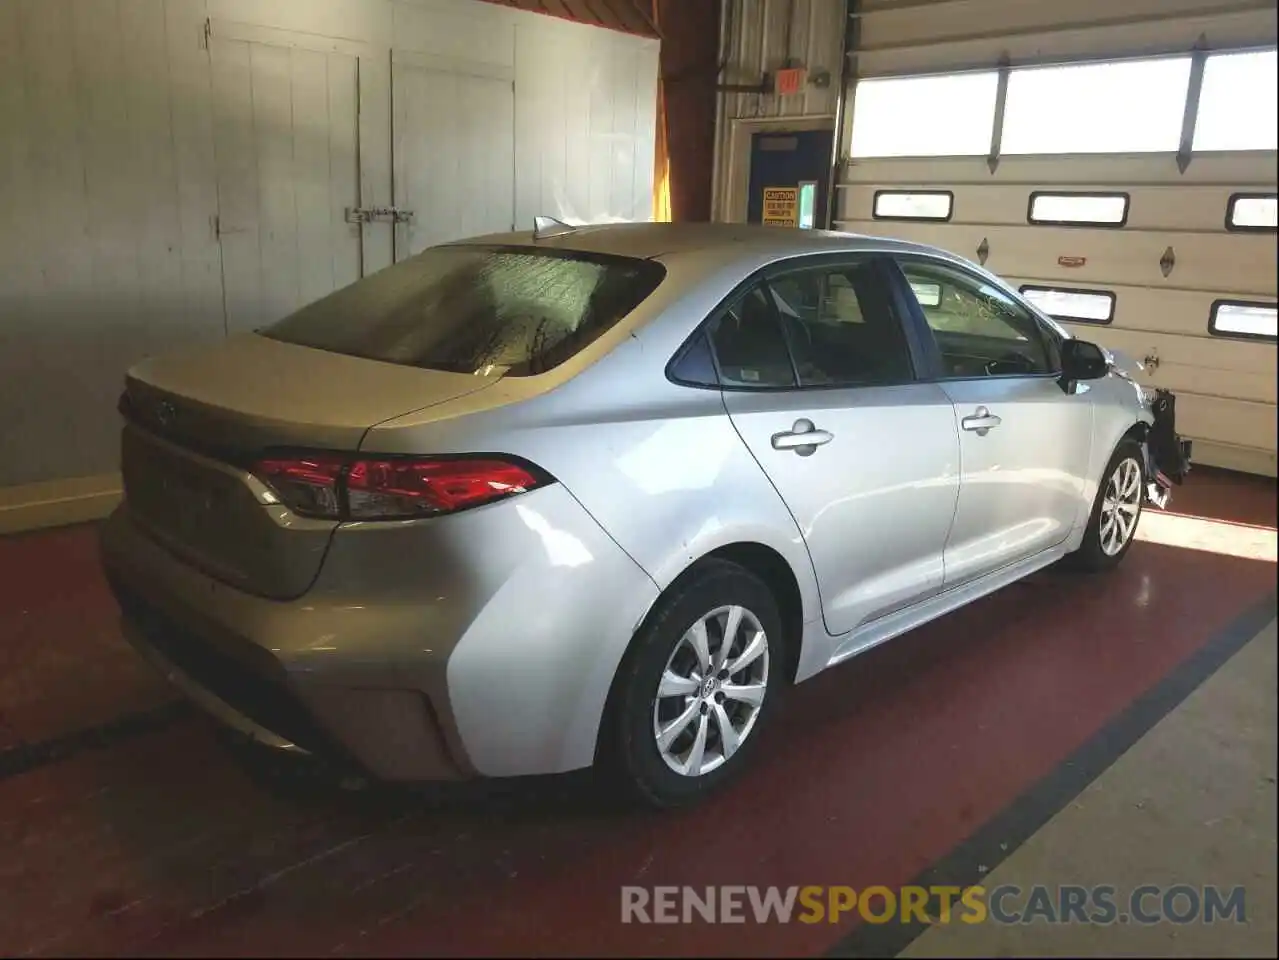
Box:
[1136,387,1193,509]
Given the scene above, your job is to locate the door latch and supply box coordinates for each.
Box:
[344,206,415,225]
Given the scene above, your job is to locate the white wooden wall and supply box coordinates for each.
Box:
[0,0,658,521]
[0,0,223,503]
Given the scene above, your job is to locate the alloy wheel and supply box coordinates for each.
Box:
[651,605,770,777]
[1100,457,1142,556]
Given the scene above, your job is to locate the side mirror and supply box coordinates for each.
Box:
[1060,338,1110,383]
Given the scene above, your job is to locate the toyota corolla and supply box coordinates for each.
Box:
[101,221,1189,808]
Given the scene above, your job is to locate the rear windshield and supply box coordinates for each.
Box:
[262,245,666,376]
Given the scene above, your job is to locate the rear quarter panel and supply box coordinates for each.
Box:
[361,253,825,630]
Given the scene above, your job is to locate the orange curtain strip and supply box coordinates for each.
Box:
[651,0,673,222]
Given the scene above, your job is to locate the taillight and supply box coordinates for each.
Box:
[255,456,347,518]
[252,454,548,521]
[346,459,542,519]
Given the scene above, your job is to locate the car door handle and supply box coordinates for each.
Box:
[771,419,833,455]
[961,407,1002,436]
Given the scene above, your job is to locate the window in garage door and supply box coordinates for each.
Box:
[849,72,999,158]
[1210,301,1278,341]
[1020,286,1116,325]
[1226,194,1278,231]
[1193,50,1278,151]
[1001,57,1191,154]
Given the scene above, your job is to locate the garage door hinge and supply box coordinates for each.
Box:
[1159,246,1176,278]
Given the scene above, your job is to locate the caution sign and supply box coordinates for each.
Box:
[762,186,799,227]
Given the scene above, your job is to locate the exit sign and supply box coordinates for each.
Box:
[775,67,807,96]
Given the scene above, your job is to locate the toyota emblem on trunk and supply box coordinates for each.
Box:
[156,400,176,427]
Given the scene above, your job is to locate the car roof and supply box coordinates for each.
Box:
[450,221,952,265]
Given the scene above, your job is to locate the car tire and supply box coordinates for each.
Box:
[601,559,785,810]
[1066,439,1146,573]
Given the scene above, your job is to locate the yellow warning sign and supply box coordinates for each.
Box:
[762,186,799,227]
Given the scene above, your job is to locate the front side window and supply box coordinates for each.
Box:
[263,245,666,376]
[899,259,1056,378]
[766,262,914,387]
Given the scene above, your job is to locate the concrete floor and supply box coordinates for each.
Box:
[904,618,1277,959]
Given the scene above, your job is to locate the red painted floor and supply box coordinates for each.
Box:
[0,468,1274,957]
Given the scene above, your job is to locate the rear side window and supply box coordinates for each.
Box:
[262,246,666,376]
[766,263,915,387]
[668,330,719,387]
[708,287,796,388]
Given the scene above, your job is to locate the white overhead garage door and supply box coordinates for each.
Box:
[835,0,1278,477]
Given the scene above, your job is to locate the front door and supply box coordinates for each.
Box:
[713,256,961,637]
[893,256,1094,587]
[746,129,833,229]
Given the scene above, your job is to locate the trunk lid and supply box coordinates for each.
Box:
[119,333,500,599]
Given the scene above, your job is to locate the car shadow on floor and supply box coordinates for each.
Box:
[210,724,627,822]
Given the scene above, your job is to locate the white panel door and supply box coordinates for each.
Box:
[209,31,365,334]
[393,53,516,260]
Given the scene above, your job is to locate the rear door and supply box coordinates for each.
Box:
[714,255,961,637]
[891,256,1094,588]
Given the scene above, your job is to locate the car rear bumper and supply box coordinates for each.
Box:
[104,539,471,781]
[100,483,660,781]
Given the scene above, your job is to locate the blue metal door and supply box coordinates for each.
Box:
[746,129,834,228]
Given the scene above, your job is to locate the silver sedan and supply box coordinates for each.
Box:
[100,222,1189,808]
